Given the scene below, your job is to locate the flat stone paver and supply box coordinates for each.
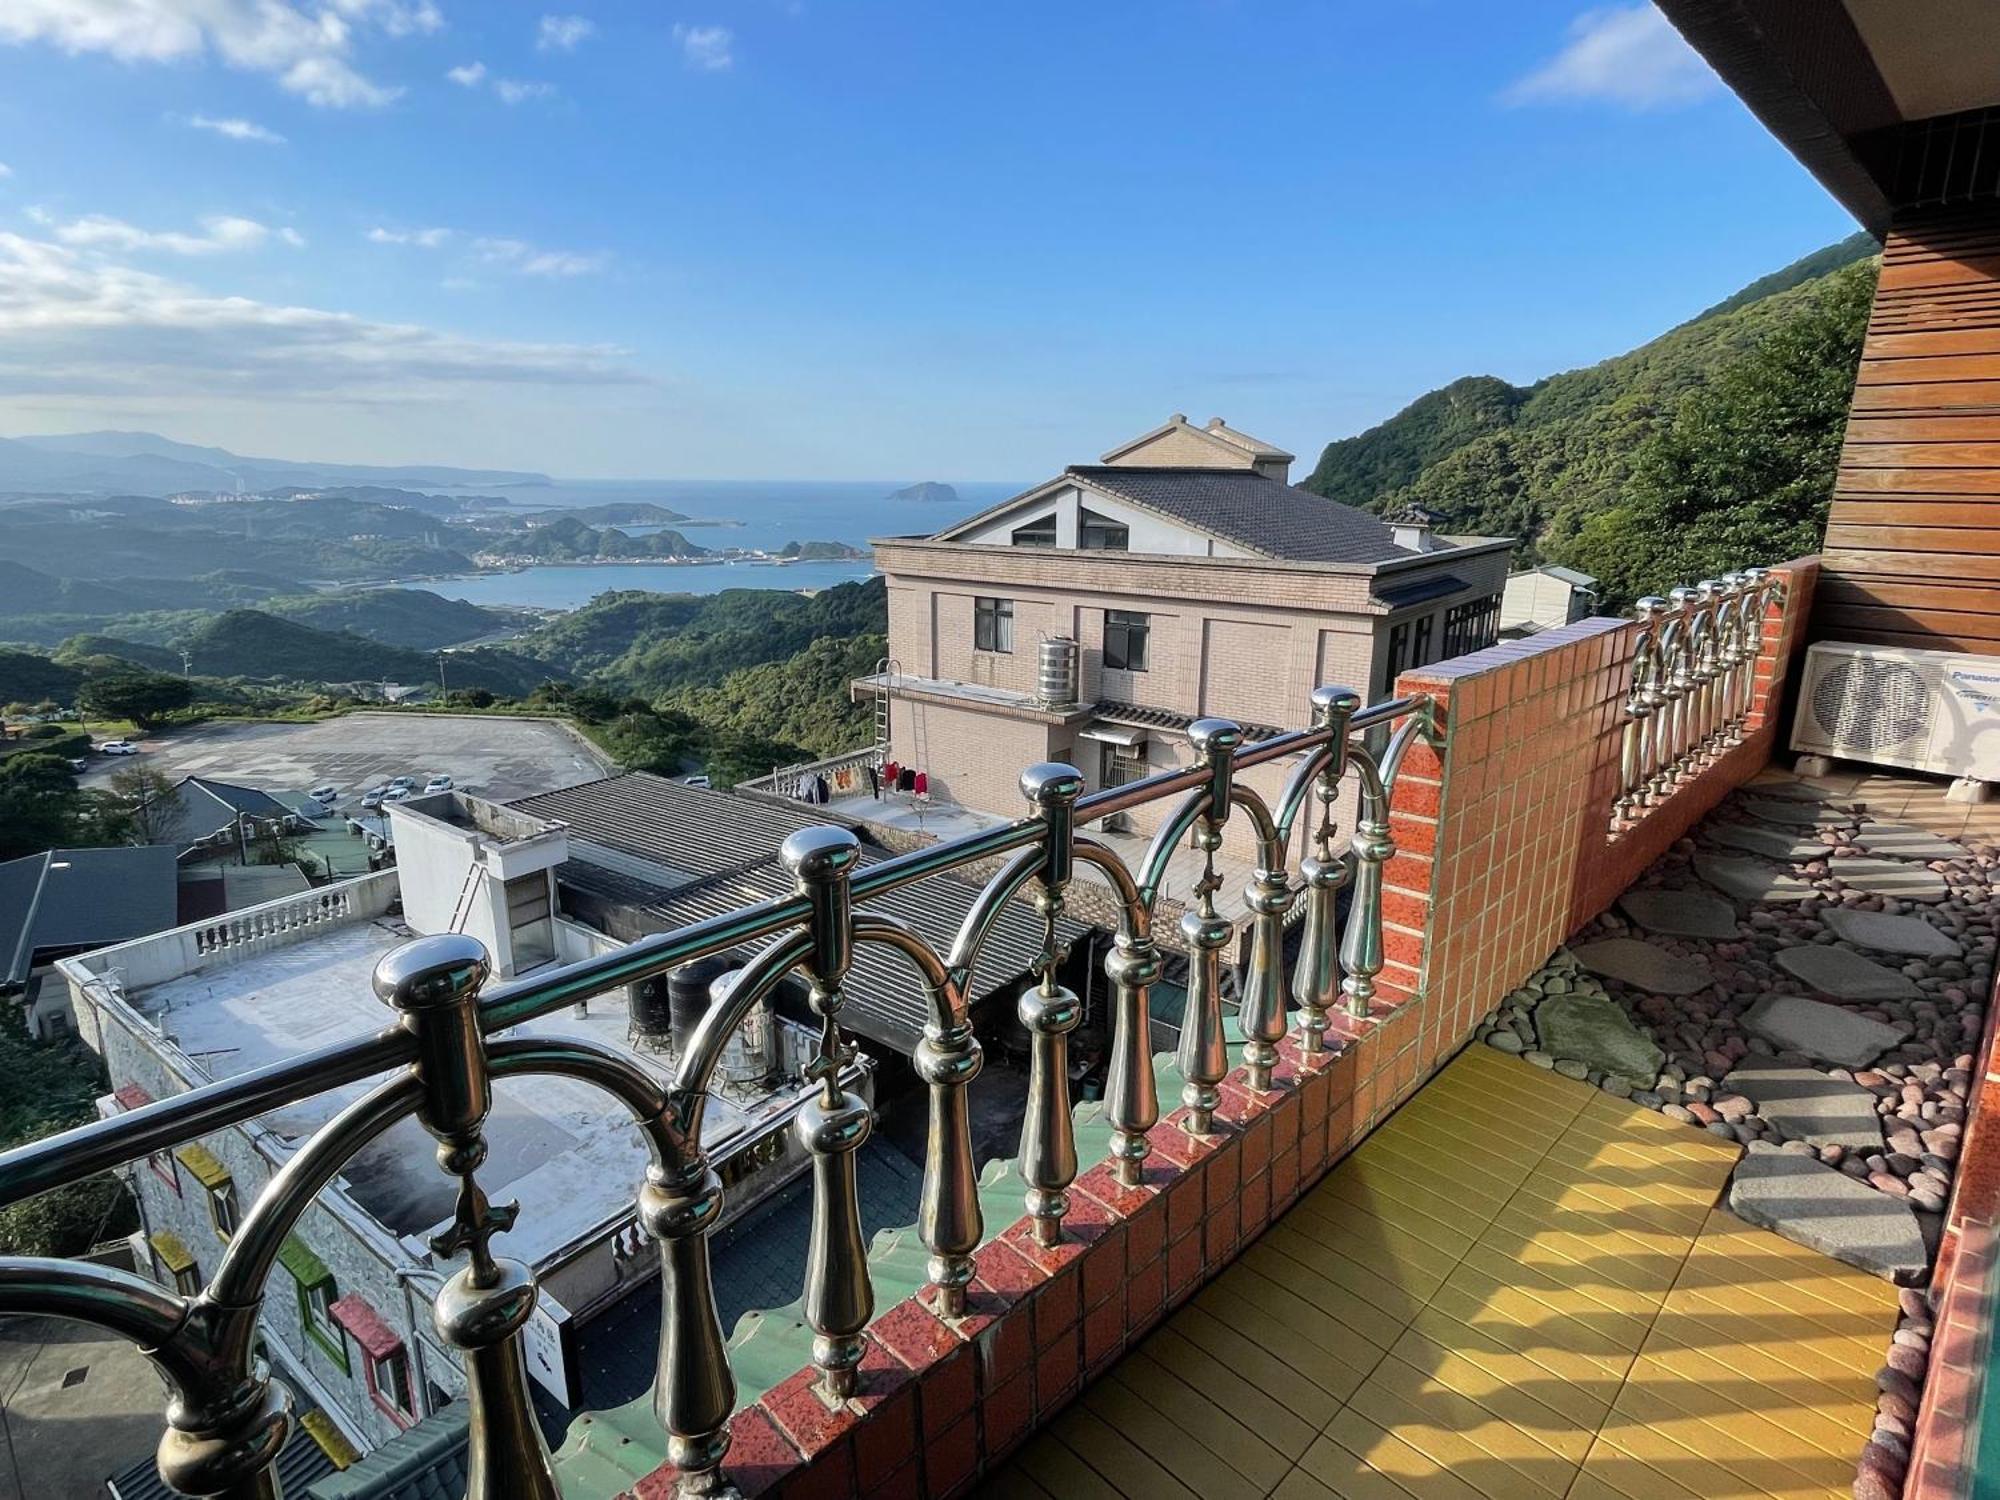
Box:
[1855,821,1967,861]
[1534,992,1667,1080]
[1693,853,1816,903]
[1722,1065,1886,1153]
[1775,945,1922,1001]
[1706,822,1829,862]
[1616,889,1738,939]
[1727,1142,1927,1282]
[1822,907,1962,959]
[1571,937,1713,996]
[1747,778,1847,803]
[1740,993,1912,1068]
[1824,858,1949,903]
[1742,796,1853,827]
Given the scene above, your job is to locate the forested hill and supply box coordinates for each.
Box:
[1302,232,1879,604]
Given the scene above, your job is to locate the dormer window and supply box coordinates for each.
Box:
[1079,509,1129,551]
[1010,514,1057,548]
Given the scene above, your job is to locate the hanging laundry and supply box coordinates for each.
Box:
[912,770,929,797]
[898,767,916,793]
[884,760,901,789]
[814,773,831,804]
[865,764,880,798]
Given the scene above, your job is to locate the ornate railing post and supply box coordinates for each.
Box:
[784,827,874,1400]
[912,986,983,1318]
[1617,605,1662,824]
[374,933,559,1500]
[1691,579,1725,754]
[1341,758,1393,1022]
[1633,597,1670,805]
[1293,687,1358,1051]
[1101,924,1160,1188]
[1179,719,1240,1135]
[1016,765,1084,1246]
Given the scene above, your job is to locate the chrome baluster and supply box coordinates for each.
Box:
[1662,587,1698,782]
[1714,573,1746,736]
[901,945,983,1317]
[1340,746,1393,1021]
[783,827,874,1400]
[1289,692,1357,1053]
[374,934,559,1500]
[1178,719,1241,1135]
[1617,607,1661,824]
[1017,764,1084,1246]
[1691,579,1725,755]
[1631,597,1669,806]
[1075,829,1160,1189]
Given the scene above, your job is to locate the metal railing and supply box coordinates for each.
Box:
[1612,569,1784,829]
[0,687,1436,1500]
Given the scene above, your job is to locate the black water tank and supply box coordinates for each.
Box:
[630,974,673,1039]
[667,956,732,1055]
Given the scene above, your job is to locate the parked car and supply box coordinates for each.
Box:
[309,784,340,805]
[389,775,420,791]
[380,787,412,804]
[422,775,453,794]
[361,787,388,809]
[68,758,88,773]
[97,740,139,755]
[683,774,712,789]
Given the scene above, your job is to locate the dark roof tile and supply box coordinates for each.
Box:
[1066,466,1417,564]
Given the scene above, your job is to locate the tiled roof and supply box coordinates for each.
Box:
[182,777,297,819]
[1066,466,1417,564]
[305,1405,469,1500]
[511,773,830,885]
[1374,571,1469,609]
[0,845,179,985]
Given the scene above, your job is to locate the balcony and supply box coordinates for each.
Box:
[5,560,1993,1500]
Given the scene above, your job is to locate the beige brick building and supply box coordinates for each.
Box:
[856,416,1512,850]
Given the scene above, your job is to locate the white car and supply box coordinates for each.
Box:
[309,784,340,805]
[361,787,389,809]
[97,740,139,755]
[380,787,412,804]
[423,775,454,794]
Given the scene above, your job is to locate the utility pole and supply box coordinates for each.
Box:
[437,651,448,695]
[180,649,193,679]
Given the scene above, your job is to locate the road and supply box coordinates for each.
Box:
[81,712,616,806]
[0,1316,165,1500]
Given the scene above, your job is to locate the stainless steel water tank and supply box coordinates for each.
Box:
[1037,636,1080,707]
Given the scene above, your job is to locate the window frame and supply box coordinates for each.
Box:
[1078,508,1130,552]
[1380,621,1411,698]
[1412,614,1434,670]
[205,1176,239,1242]
[1442,592,1502,658]
[148,1151,180,1195]
[973,596,1015,654]
[1103,609,1151,673]
[1009,514,1057,548]
[365,1345,417,1428]
[297,1272,349,1372]
[172,1260,201,1298]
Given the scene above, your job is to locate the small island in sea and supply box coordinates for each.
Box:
[779,540,871,561]
[887,480,959,505]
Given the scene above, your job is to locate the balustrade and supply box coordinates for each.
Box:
[0,685,1438,1500]
[1613,568,1783,829]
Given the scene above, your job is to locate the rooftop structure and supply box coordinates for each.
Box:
[0,844,178,990]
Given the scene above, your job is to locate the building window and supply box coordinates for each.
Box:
[148,1151,180,1195]
[150,1231,199,1297]
[1412,614,1434,669]
[1443,594,1501,658]
[1380,622,1411,698]
[1010,514,1057,548]
[1104,610,1150,672]
[368,1346,416,1425]
[505,870,555,970]
[281,1237,349,1372]
[333,1294,418,1428]
[176,1144,237,1241]
[973,596,1015,653]
[1079,508,1130,551]
[173,1261,202,1298]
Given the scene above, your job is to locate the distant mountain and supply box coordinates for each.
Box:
[261,588,519,650]
[545,501,692,526]
[0,429,548,498]
[778,540,870,561]
[52,634,185,673]
[499,516,710,561]
[176,610,559,694]
[887,481,959,504]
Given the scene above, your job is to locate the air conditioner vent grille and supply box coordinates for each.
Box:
[1810,657,1931,753]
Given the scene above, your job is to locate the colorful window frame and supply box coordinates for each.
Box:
[279,1236,348,1372]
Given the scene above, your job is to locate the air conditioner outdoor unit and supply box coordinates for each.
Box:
[1790,641,2000,783]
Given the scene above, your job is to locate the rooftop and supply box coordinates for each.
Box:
[122,908,793,1259]
[0,844,179,987]
[1070,465,1420,565]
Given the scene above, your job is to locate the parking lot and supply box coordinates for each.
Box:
[81,712,616,809]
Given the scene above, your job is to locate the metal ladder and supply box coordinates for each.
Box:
[446,861,482,934]
[872,657,898,760]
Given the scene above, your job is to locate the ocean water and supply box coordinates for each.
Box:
[408,477,1022,611]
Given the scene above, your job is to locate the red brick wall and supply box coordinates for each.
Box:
[628,558,1822,1500]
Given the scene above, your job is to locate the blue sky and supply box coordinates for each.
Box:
[0,1,1858,480]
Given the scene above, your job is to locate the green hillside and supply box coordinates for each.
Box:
[176,610,559,695]
[261,588,518,649]
[1303,233,1878,600]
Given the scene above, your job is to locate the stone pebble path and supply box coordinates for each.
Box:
[1474,774,1995,1500]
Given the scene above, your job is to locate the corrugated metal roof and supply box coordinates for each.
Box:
[1066,466,1418,564]
[1092,700,1283,743]
[305,1406,468,1500]
[1374,571,1470,609]
[512,773,832,883]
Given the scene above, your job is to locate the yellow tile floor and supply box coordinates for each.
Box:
[978,1047,1900,1500]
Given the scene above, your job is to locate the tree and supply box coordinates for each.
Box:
[0,1026,134,1257]
[1561,258,1876,607]
[0,753,87,859]
[102,765,180,845]
[78,669,194,730]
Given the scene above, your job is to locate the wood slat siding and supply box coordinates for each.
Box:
[1821,206,2000,650]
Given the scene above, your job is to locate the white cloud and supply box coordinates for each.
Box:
[672,23,733,71]
[183,113,287,144]
[368,225,452,247]
[493,77,555,104]
[1505,6,1718,110]
[43,212,301,256]
[0,0,433,109]
[446,59,486,86]
[0,163,12,179]
[537,15,595,52]
[472,236,606,276]
[0,229,638,402]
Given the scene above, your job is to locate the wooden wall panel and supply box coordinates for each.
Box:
[1819,205,2000,651]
